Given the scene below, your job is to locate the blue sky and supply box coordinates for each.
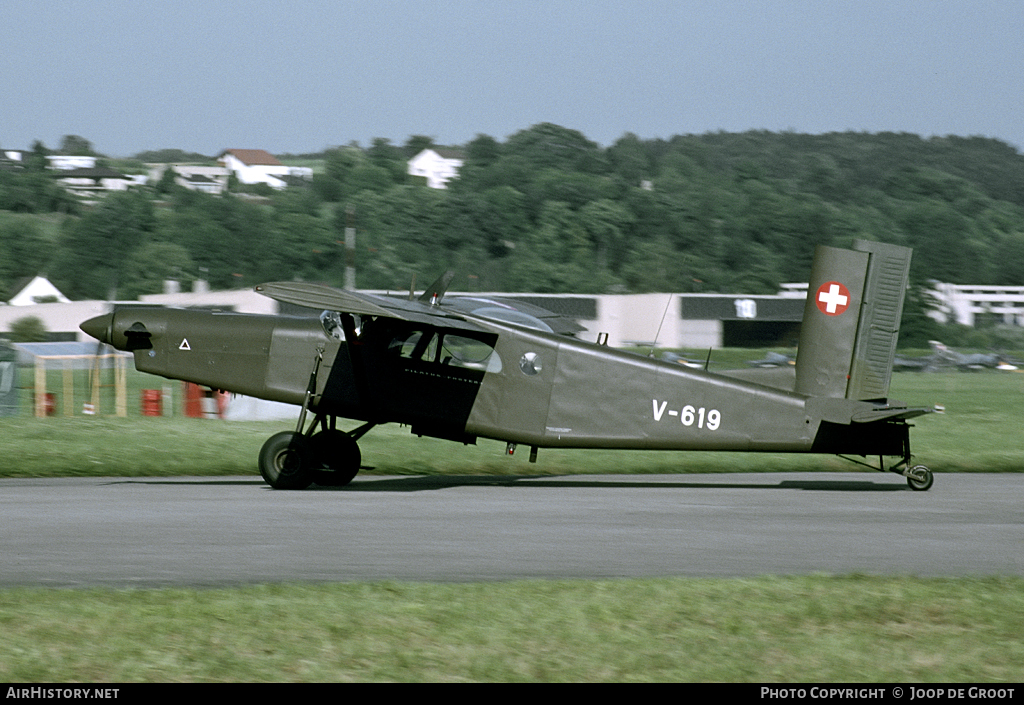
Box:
[3,0,1022,156]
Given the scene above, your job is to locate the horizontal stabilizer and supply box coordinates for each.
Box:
[850,405,932,423]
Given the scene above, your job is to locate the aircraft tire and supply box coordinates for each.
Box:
[310,429,361,487]
[906,465,934,492]
[259,431,315,490]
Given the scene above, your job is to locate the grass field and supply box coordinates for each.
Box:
[2,576,1023,682]
[2,364,1022,682]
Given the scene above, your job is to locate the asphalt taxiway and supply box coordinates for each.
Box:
[1,473,1020,587]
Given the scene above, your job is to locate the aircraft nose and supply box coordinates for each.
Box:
[80,313,114,345]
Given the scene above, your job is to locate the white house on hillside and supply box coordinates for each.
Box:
[408,148,464,189]
[46,155,97,170]
[217,149,312,189]
[8,276,71,306]
[55,167,137,196]
[149,165,230,194]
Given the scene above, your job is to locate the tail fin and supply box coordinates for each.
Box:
[794,240,912,400]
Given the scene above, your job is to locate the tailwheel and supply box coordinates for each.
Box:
[309,429,362,487]
[259,431,314,490]
[905,464,934,492]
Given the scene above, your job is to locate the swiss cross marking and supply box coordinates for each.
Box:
[815,281,850,316]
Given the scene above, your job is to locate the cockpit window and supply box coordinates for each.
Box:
[390,330,439,362]
[443,334,503,373]
[389,329,501,373]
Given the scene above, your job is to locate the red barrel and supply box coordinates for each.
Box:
[184,382,203,417]
[141,389,162,416]
[183,383,225,419]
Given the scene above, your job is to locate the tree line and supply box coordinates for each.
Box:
[3,125,1024,323]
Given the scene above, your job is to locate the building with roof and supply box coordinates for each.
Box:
[929,283,1024,327]
[217,149,311,189]
[408,148,465,188]
[54,167,138,196]
[8,276,72,306]
[1,150,25,171]
[46,155,97,170]
[148,165,230,194]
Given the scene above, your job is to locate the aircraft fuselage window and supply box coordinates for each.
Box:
[390,330,438,361]
[519,352,542,375]
[390,330,501,373]
[443,334,502,373]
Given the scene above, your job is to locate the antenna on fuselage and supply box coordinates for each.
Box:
[417,270,455,306]
[648,293,674,358]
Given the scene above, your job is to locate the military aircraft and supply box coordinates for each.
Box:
[660,351,705,368]
[891,341,1020,372]
[927,341,1019,372]
[80,239,935,491]
[745,351,795,368]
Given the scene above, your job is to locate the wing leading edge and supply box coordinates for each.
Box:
[254,279,584,336]
[254,282,395,318]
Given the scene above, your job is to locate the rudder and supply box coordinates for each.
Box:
[846,240,912,400]
[793,240,912,400]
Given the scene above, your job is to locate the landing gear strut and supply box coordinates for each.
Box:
[837,422,934,491]
[889,428,934,491]
[257,346,374,489]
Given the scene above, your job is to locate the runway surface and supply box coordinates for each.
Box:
[1,473,1021,587]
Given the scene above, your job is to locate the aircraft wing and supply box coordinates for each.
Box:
[255,282,396,318]
[254,281,491,332]
[257,280,587,336]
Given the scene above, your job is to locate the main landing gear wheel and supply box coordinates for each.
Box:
[309,429,361,487]
[906,465,934,492]
[259,431,314,490]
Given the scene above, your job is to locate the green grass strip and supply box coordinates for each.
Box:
[2,575,1022,682]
